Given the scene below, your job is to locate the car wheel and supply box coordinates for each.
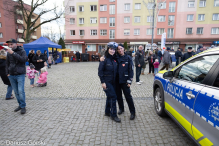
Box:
[154,87,166,117]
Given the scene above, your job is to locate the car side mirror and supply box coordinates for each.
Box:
[163,71,174,81]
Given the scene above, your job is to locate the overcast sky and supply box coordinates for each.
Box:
[22,0,65,39]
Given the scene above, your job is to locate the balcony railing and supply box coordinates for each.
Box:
[16,9,22,15]
[17,29,24,34]
[17,19,23,24]
[31,35,37,39]
[17,38,25,43]
[31,19,35,22]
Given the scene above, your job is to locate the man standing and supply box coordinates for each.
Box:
[76,51,80,62]
[182,47,194,61]
[135,45,144,85]
[157,48,162,64]
[160,47,171,71]
[196,46,203,54]
[5,39,27,114]
[175,48,182,66]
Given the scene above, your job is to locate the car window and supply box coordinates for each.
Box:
[213,74,219,88]
[175,55,219,84]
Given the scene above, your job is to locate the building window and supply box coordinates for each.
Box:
[109,17,115,27]
[124,17,130,23]
[79,6,84,12]
[79,18,84,24]
[90,17,97,24]
[134,16,141,23]
[211,28,219,34]
[147,16,153,22]
[167,28,174,38]
[187,14,194,21]
[70,6,75,12]
[100,5,107,11]
[110,5,115,14]
[90,5,97,11]
[147,28,152,35]
[0,33,2,38]
[197,27,203,34]
[157,28,165,35]
[135,3,141,10]
[70,30,75,36]
[0,22,2,28]
[168,15,175,25]
[215,0,219,6]
[79,30,85,36]
[147,3,155,10]
[158,16,165,22]
[0,13,1,17]
[124,29,130,35]
[159,2,166,9]
[109,0,115,2]
[134,29,140,35]
[100,29,107,36]
[124,3,130,10]
[109,29,115,39]
[169,2,176,12]
[186,28,193,34]
[199,0,206,7]
[198,14,205,21]
[213,13,219,20]
[90,30,97,35]
[70,18,75,24]
[100,17,107,23]
[188,1,195,7]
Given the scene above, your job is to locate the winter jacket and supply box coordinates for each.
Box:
[26,66,38,79]
[196,49,202,54]
[135,50,145,67]
[182,52,194,61]
[98,55,117,84]
[0,55,11,85]
[6,46,27,75]
[37,71,48,84]
[175,50,182,59]
[147,54,156,64]
[28,53,35,65]
[153,62,160,68]
[76,52,80,59]
[162,51,171,65]
[157,51,162,58]
[116,54,133,84]
[126,51,132,58]
[32,54,46,71]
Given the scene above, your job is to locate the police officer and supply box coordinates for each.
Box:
[182,47,195,61]
[98,42,121,123]
[116,44,136,120]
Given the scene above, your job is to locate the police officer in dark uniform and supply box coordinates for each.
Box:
[182,47,195,61]
[116,44,136,120]
[98,42,121,123]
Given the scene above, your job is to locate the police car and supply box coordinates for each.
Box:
[153,48,219,146]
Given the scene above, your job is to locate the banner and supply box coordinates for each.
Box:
[161,32,166,54]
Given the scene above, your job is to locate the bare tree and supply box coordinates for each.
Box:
[1,0,63,43]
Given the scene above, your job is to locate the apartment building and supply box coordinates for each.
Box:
[64,0,219,53]
[0,0,41,44]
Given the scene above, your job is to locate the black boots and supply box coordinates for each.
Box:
[118,110,124,115]
[111,116,121,123]
[14,106,21,112]
[130,113,135,120]
[14,106,26,114]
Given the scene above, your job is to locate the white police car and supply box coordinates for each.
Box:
[153,48,219,146]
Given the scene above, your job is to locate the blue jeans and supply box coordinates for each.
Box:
[6,85,13,99]
[8,74,26,108]
[30,78,34,85]
[46,61,49,68]
[136,66,142,82]
[154,68,159,75]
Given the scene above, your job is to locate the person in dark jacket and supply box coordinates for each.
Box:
[0,49,14,100]
[116,44,136,120]
[53,51,58,64]
[157,48,162,64]
[147,51,156,75]
[175,48,182,66]
[98,42,121,123]
[135,45,145,85]
[5,39,28,114]
[126,49,132,57]
[182,47,194,61]
[196,46,203,54]
[160,47,171,71]
[32,50,46,74]
[28,50,35,66]
[76,51,80,62]
[43,50,49,68]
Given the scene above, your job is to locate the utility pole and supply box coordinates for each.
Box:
[151,0,155,45]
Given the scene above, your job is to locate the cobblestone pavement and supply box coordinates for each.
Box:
[0,62,195,146]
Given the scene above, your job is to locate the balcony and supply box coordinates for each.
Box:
[17,19,23,24]
[16,9,22,15]
[17,38,25,43]
[31,19,35,22]
[17,29,24,34]
[31,35,37,40]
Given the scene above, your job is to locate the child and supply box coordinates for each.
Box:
[153,59,160,76]
[36,67,48,87]
[48,55,52,68]
[26,63,38,88]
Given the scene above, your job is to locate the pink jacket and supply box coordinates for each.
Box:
[48,56,52,64]
[153,62,160,68]
[37,71,48,84]
[26,67,38,79]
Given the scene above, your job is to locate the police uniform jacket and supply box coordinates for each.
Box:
[182,52,194,61]
[116,54,133,85]
[98,55,117,84]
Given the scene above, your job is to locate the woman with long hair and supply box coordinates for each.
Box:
[28,50,35,66]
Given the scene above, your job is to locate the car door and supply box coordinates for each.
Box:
[192,56,219,146]
[164,55,219,139]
